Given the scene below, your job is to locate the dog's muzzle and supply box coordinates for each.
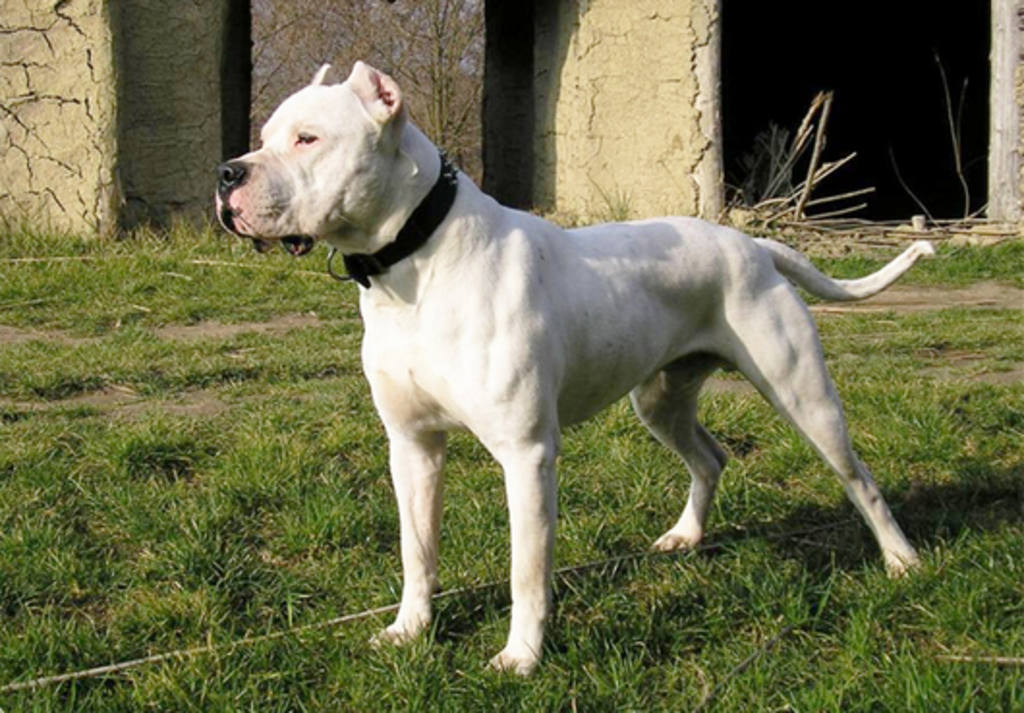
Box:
[215,159,316,257]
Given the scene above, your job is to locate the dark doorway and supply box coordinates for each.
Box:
[722,2,990,220]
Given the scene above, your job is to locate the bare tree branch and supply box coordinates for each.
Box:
[934,51,971,220]
[888,144,935,222]
[250,0,484,178]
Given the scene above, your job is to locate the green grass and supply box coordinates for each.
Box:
[1,226,1022,711]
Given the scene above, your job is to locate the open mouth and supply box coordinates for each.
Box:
[281,235,316,256]
[217,201,315,257]
[247,235,315,256]
[218,202,239,234]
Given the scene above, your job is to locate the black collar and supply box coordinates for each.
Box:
[327,152,458,288]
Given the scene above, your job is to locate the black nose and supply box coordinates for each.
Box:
[217,160,248,192]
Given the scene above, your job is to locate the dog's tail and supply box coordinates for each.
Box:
[754,238,935,302]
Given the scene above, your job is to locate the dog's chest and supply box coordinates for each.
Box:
[360,301,478,431]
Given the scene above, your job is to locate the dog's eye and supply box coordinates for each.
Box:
[296,133,318,146]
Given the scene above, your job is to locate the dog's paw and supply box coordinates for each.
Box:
[370,620,425,648]
[884,550,921,579]
[488,647,539,676]
[651,529,701,552]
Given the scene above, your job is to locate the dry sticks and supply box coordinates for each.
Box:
[793,91,835,219]
[742,91,876,226]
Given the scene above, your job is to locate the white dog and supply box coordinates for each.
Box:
[216,62,928,675]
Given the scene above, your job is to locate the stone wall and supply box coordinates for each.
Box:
[0,0,249,235]
[533,0,722,220]
[1,0,119,233]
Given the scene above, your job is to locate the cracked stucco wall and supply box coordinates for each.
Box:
[0,0,119,233]
[1,0,238,235]
[533,0,722,220]
[1016,60,1024,220]
[1015,0,1024,221]
[1018,64,1024,219]
[989,0,1023,222]
[1017,21,1024,221]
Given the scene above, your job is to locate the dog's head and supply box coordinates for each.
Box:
[215,61,409,256]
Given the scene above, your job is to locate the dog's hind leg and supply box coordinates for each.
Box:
[723,281,920,575]
[630,356,729,552]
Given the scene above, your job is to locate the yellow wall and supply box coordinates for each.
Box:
[534,0,721,220]
[1,0,119,233]
[0,0,235,234]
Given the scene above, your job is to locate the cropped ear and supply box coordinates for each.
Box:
[310,63,331,86]
[347,61,404,125]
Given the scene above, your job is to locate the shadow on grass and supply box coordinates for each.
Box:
[761,457,1023,574]
[425,458,1022,647]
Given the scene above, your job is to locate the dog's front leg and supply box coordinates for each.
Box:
[373,430,446,646]
[488,438,558,676]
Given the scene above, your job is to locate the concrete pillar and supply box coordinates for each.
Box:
[0,0,251,235]
[1,0,119,233]
[534,0,723,221]
[988,0,1023,222]
[484,0,723,221]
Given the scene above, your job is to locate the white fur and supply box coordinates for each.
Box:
[218,63,926,676]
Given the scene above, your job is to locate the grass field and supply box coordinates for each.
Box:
[1,226,1022,711]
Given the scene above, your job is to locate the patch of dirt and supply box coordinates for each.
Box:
[702,352,1024,398]
[1,314,324,420]
[0,386,230,420]
[0,385,138,412]
[0,312,326,346]
[911,348,1024,386]
[972,366,1024,386]
[811,281,1024,314]
[912,347,988,362]
[0,324,95,347]
[915,364,1024,386]
[703,376,758,397]
[153,313,323,341]
[114,390,231,420]
[0,325,33,345]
